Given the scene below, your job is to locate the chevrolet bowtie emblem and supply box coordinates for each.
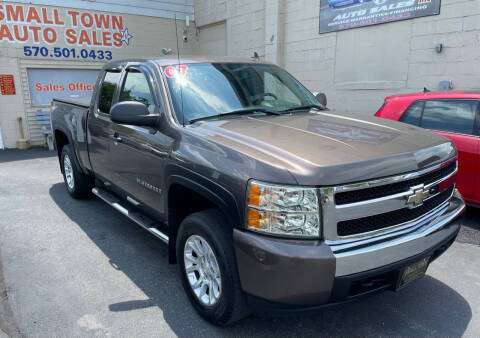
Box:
[406,185,430,208]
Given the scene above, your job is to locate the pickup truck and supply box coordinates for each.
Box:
[51,57,465,325]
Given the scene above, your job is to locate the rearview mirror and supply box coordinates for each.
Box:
[314,92,327,107]
[110,101,159,127]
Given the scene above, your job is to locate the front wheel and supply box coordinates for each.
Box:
[176,209,248,325]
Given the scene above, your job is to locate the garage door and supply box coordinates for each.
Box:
[198,22,226,56]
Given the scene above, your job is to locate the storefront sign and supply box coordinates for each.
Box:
[27,68,98,105]
[319,0,440,33]
[0,3,133,60]
[0,74,16,95]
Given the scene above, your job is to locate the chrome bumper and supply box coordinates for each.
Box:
[333,189,465,276]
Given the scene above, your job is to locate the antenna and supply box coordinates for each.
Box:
[174,14,185,127]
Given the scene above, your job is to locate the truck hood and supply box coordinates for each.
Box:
[188,111,456,186]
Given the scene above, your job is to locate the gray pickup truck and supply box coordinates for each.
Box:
[51,57,465,325]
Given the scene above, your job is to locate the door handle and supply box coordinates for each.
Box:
[109,133,122,143]
[140,143,169,157]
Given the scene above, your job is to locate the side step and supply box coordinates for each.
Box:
[92,187,169,244]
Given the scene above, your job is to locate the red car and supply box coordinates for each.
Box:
[376,91,480,206]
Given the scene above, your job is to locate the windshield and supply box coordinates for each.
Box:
[162,63,319,123]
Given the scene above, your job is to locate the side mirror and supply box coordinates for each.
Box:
[314,92,327,107]
[110,101,159,127]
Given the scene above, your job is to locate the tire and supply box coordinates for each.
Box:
[176,209,248,325]
[60,144,93,199]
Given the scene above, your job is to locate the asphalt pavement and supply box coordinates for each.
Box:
[1,148,479,337]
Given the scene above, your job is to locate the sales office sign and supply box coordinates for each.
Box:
[0,3,134,60]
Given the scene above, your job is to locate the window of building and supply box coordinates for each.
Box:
[119,70,156,113]
[400,101,424,126]
[98,71,121,114]
[421,100,479,135]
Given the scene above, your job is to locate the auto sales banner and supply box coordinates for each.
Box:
[319,0,441,33]
[0,2,133,61]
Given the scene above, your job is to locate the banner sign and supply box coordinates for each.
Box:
[319,0,441,33]
[0,74,16,95]
[27,68,98,105]
[0,3,133,60]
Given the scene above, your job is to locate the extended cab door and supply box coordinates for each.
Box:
[107,64,174,217]
[87,68,122,183]
[419,99,480,203]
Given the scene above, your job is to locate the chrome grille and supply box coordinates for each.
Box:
[335,161,456,205]
[320,159,458,248]
[337,185,454,236]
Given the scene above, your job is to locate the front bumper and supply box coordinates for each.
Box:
[233,191,465,312]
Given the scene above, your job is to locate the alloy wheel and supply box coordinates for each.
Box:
[183,234,222,306]
[64,154,74,190]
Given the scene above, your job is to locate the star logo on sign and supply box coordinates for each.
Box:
[119,28,133,46]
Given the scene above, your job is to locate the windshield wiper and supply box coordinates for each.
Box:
[189,107,281,123]
[281,104,325,113]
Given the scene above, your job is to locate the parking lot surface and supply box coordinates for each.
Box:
[1,148,479,337]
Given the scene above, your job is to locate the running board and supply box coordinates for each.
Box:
[92,187,169,244]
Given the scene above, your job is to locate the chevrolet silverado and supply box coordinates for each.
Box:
[51,57,465,325]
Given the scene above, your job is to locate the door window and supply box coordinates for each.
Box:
[119,70,156,114]
[98,71,121,114]
[421,100,479,135]
[400,101,424,126]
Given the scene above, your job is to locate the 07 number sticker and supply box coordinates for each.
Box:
[164,65,188,78]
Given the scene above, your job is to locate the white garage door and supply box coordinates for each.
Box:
[198,22,226,56]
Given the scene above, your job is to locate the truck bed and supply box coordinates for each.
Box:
[53,95,91,108]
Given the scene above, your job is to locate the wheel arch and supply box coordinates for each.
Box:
[54,128,72,172]
[54,129,69,155]
[166,171,241,264]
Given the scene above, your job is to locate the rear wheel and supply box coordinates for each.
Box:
[177,209,248,325]
[60,144,93,199]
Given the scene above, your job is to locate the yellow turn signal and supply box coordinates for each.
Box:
[247,208,261,229]
[248,184,261,206]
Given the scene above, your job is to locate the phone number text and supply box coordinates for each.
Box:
[23,46,112,60]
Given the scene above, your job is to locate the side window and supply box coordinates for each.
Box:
[98,71,121,114]
[421,100,479,135]
[399,101,424,126]
[119,70,156,114]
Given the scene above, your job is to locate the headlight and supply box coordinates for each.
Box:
[246,180,320,238]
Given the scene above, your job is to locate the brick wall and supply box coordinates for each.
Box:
[226,0,266,58]
[194,0,480,115]
[194,0,226,27]
[407,0,480,91]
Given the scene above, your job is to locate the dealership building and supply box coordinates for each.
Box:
[1,0,479,148]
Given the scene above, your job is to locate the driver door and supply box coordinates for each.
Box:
[107,64,173,216]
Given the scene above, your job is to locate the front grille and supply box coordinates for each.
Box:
[335,161,456,205]
[337,185,454,237]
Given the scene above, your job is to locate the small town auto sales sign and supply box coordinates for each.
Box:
[0,3,133,47]
[0,3,134,105]
[319,0,441,33]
